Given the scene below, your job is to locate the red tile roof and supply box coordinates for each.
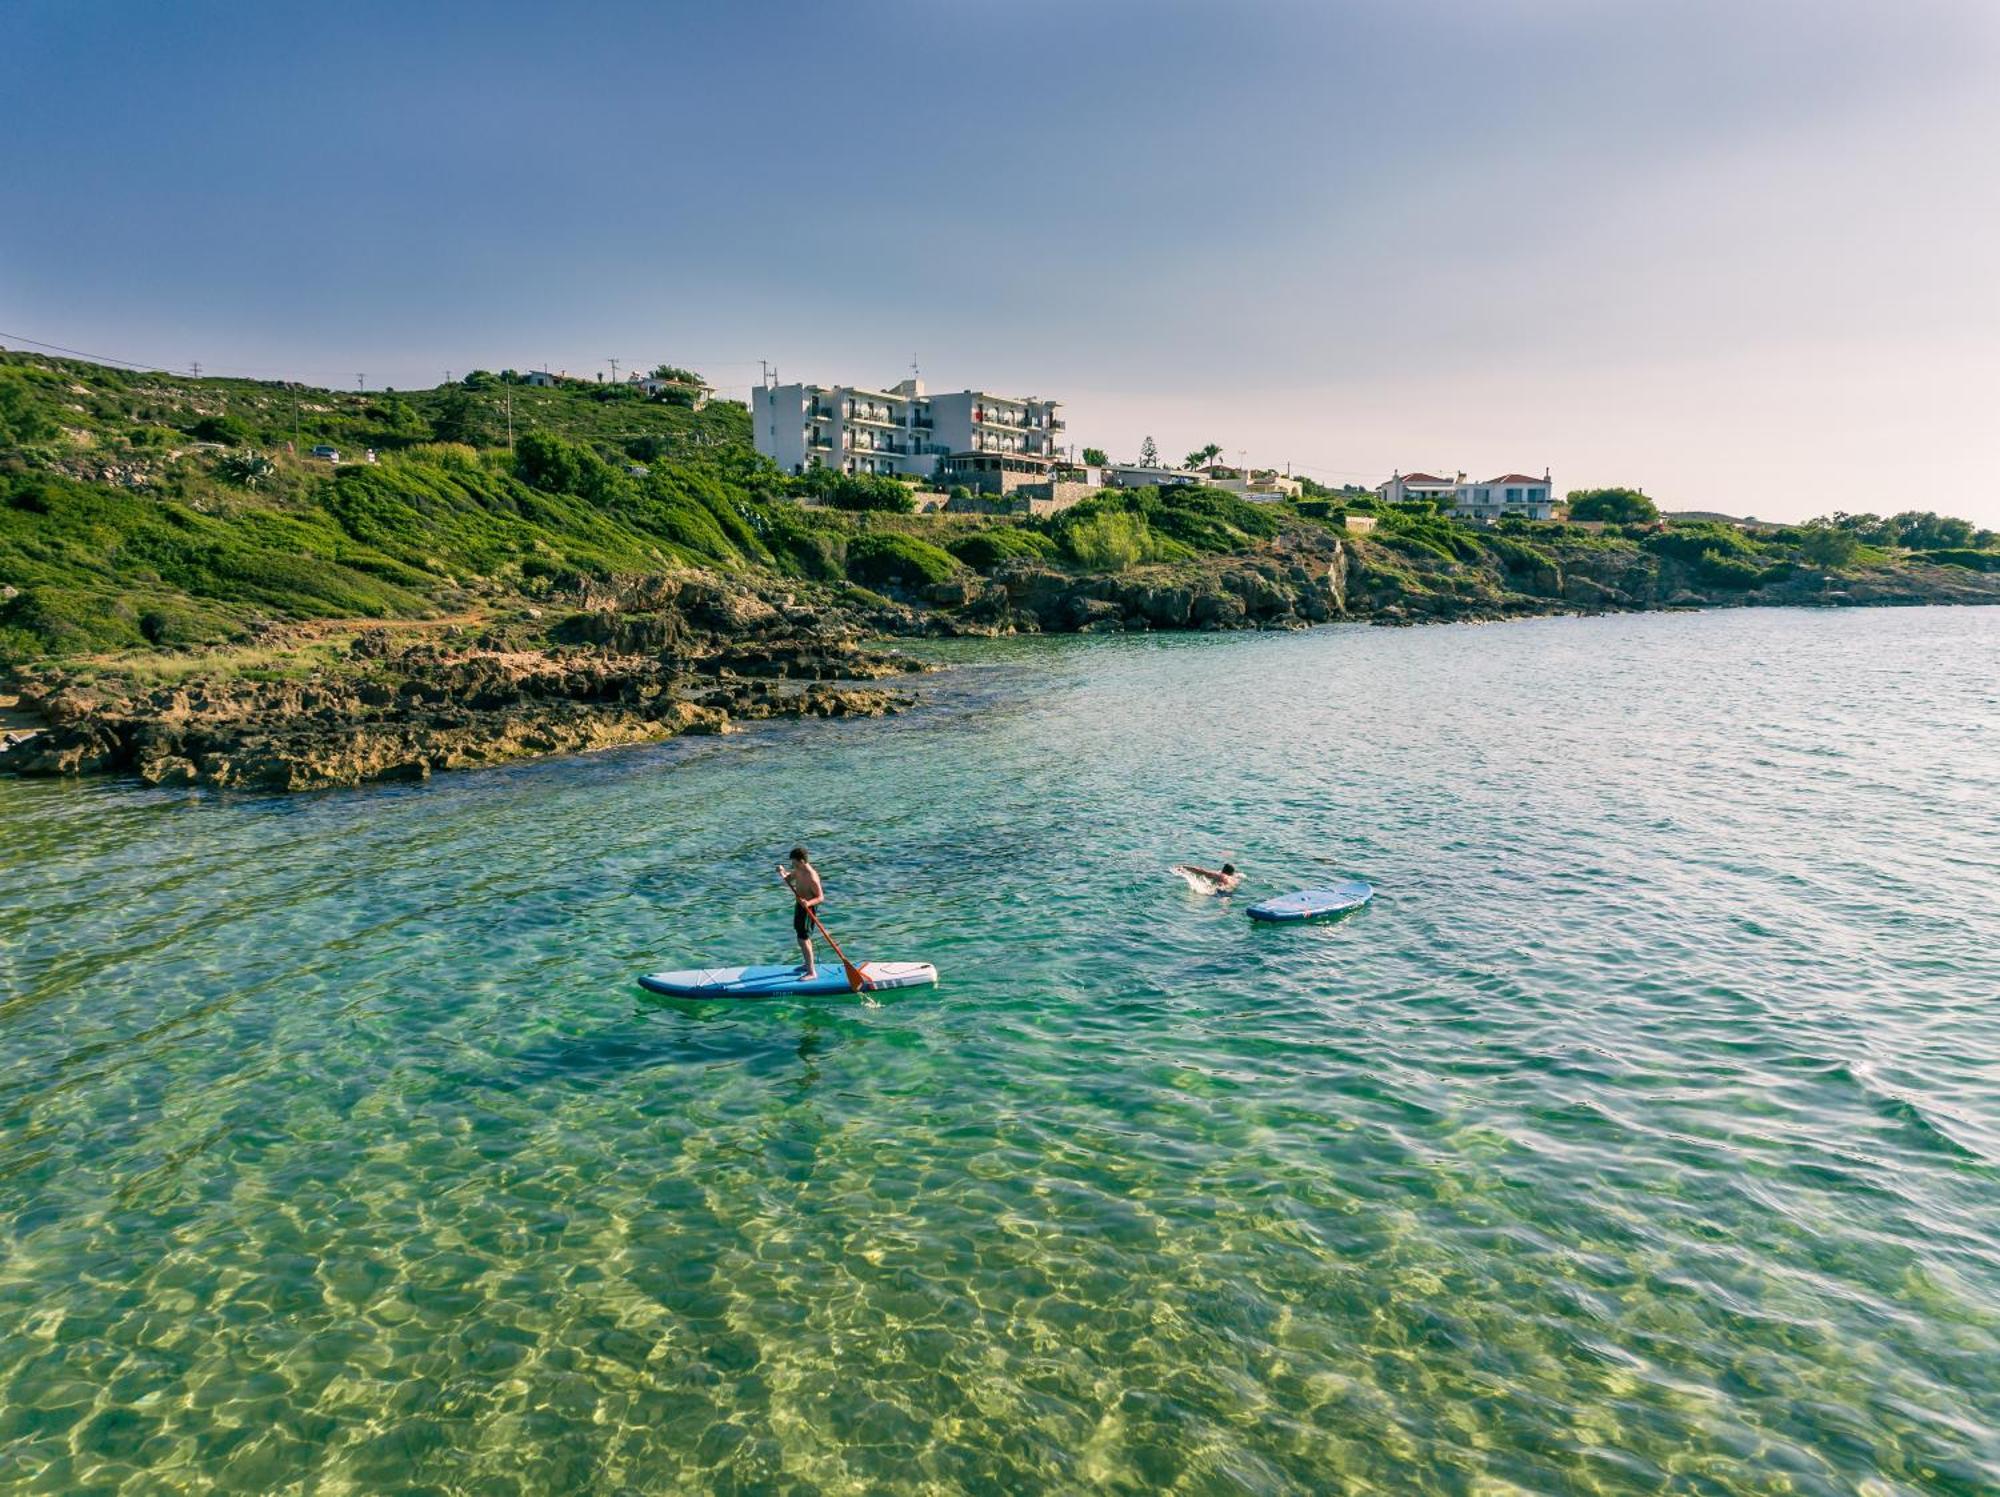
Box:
[1483,474,1546,485]
[1397,472,1452,484]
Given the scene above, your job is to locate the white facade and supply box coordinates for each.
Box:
[627,373,713,407]
[1377,469,1557,521]
[752,377,1064,479]
[1104,464,1202,489]
[1202,465,1302,501]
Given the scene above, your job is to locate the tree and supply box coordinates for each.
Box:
[650,364,702,384]
[1185,442,1223,471]
[1568,487,1659,523]
[0,375,58,447]
[429,386,492,446]
[515,430,589,495]
[1798,525,1861,567]
[1886,510,1977,550]
[794,467,914,513]
[1139,435,1159,468]
[1081,447,1108,466]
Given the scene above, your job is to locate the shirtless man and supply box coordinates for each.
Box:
[778,846,824,977]
[1181,861,1241,894]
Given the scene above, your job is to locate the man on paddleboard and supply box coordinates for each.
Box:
[779,847,825,977]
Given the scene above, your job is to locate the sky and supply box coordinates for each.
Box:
[6,0,1998,523]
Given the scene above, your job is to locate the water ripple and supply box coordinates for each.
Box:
[1,608,1998,1493]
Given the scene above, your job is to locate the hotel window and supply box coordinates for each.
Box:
[1507,488,1522,502]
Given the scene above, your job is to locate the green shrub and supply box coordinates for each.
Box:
[795,469,915,514]
[1568,487,1658,523]
[1481,533,1555,572]
[1697,549,1766,589]
[1921,548,2000,572]
[1645,522,1759,564]
[1062,511,1160,570]
[947,527,1058,570]
[0,370,58,446]
[843,531,960,589]
[187,413,252,446]
[1797,526,1861,567]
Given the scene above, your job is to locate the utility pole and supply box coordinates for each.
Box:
[608,358,620,385]
[444,370,452,386]
[190,361,201,378]
[356,373,365,393]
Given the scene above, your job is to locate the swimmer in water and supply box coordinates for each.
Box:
[1178,862,1240,894]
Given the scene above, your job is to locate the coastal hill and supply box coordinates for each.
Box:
[3,349,1997,788]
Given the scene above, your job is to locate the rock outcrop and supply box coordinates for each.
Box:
[3,607,921,791]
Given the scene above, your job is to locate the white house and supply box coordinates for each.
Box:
[1377,469,1557,521]
[627,372,713,408]
[1103,463,1202,489]
[752,376,1064,482]
[1202,464,1303,501]
[524,370,560,388]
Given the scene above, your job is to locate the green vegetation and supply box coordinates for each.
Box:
[842,532,960,590]
[1922,548,2000,572]
[1808,509,1996,551]
[1568,487,1659,523]
[947,527,1059,571]
[792,468,916,514]
[1039,486,1280,568]
[1797,525,1862,568]
[3,347,1994,665]
[1080,447,1108,467]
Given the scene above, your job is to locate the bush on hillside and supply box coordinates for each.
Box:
[514,431,624,501]
[429,386,494,446]
[1040,485,1269,566]
[947,527,1058,570]
[1644,522,1759,564]
[843,531,959,590]
[1797,525,1862,567]
[1921,548,2000,572]
[1060,510,1175,570]
[1697,549,1766,589]
[0,370,58,447]
[188,413,253,446]
[1568,487,1659,523]
[1374,507,1482,564]
[794,468,915,514]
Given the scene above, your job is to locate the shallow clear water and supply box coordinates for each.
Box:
[3,608,1998,1495]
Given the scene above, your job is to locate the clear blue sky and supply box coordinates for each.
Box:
[7,0,1998,521]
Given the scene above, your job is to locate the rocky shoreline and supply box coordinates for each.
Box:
[5,530,1996,793]
[0,573,925,791]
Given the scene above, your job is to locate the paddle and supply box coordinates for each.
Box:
[777,866,870,992]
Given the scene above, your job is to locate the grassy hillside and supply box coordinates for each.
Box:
[5,349,1996,664]
[0,351,1307,661]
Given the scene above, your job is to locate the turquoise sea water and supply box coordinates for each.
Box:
[2,607,1997,1494]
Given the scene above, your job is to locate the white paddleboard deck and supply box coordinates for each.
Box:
[1247,880,1374,922]
[637,961,938,997]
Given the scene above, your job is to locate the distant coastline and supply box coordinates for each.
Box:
[4,349,1997,791]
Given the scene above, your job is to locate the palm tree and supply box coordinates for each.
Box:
[1186,442,1223,471]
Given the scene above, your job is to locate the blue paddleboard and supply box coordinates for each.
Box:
[1246,880,1374,922]
[637,961,937,998]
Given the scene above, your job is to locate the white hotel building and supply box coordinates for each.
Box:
[752,377,1064,487]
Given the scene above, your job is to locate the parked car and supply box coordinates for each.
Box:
[310,445,340,462]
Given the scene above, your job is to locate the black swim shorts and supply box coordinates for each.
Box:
[792,903,812,940]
